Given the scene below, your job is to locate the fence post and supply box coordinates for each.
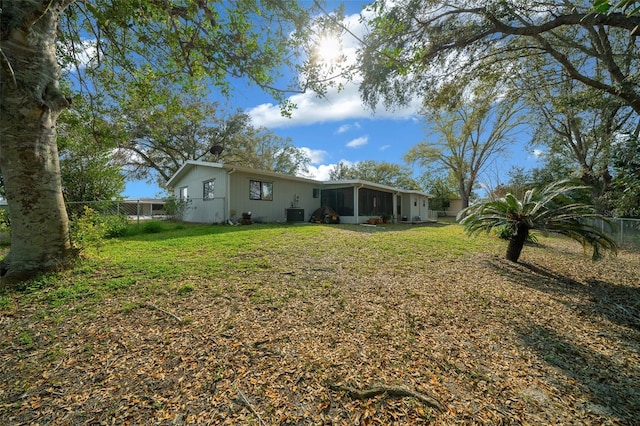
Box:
[619,218,623,245]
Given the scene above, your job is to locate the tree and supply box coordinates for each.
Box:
[605,134,640,217]
[328,161,354,180]
[328,160,420,189]
[521,67,635,209]
[215,120,310,177]
[358,1,640,115]
[110,85,309,186]
[458,181,617,263]
[57,97,125,205]
[0,1,313,285]
[420,173,458,213]
[405,85,524,209]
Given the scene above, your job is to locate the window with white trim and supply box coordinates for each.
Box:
[249,180,273,201]
[203,179,215,200]
[179,186,188,200]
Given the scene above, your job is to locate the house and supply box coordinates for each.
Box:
[166,161,433,224]
[118,199,166,218]
[445,197,464,218]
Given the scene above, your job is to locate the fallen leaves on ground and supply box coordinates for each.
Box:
[1,225,639,425]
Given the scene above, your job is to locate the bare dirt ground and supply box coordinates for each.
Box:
[1,229,639,425]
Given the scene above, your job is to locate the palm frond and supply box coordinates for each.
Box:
[459,180,617,262]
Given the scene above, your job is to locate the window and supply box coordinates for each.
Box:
[249,180,273,201]
[179,186,188,200]
[203,179,215,200]
[313,188,321,199]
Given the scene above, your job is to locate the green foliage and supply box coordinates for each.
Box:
[164,197,192,221]
[406,82,524,208]
[495,224,538,244]
[70,206,130,252]
[358,1,640,117]
[0,208,10,234]
[328,160,420,189]
[70,207,109,252]
[141,221,164,234]
[177,284,195,295]
[101,214,130,238]
[57,96,126,203]
[420,173,458,213]
[55,0,317,189]
[593,0,640,14]
[459,181,617,262]
[605,135,640,217]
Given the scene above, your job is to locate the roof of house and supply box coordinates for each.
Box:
[167,161,320,188]
[323,180,431,197]
[167,161,431,197]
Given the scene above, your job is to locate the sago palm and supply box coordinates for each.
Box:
[457,181,617,263]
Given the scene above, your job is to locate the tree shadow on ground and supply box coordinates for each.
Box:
[487,256,640,333]
[336,221,452,234]
[486,257,640,423]
[514,322,640,424]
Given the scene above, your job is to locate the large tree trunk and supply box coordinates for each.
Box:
[0,1,76,287]
[505,224,529,263]
[459,181,470,209]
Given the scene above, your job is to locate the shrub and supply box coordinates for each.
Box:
[164,197,191,221]
[0,208,10,246]
[70,206,108,252]
[70,207,130,252]
[101,213,130,238]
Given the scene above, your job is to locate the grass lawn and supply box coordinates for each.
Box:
[1,221,639,424]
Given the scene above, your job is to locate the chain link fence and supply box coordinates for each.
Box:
[591,217,640,249]
[66,199,170,220]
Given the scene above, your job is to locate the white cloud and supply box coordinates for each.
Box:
[299,159,356,181]
[299,147,328,164]
[379,144,391,151]
[346,136,368,148]
[532,149,545,158]
[248,83,420,128]
[302,164,335,181]
[247,9,422,128]
[336,122,361,134]
[61,38,97,71]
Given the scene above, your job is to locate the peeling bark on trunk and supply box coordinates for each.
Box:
[506,224,529,263]
[0,1,76,287]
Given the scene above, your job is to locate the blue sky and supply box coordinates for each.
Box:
[123,1,542,199]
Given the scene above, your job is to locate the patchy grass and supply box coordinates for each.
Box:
[1,222,639,424]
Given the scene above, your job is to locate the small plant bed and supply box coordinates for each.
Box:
[0,224,638,424]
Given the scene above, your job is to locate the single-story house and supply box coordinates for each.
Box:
[119,198,166,218]
[445,197,464,218]
[166,161,433,224]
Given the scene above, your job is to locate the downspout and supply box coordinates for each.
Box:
[226,168,236,222]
